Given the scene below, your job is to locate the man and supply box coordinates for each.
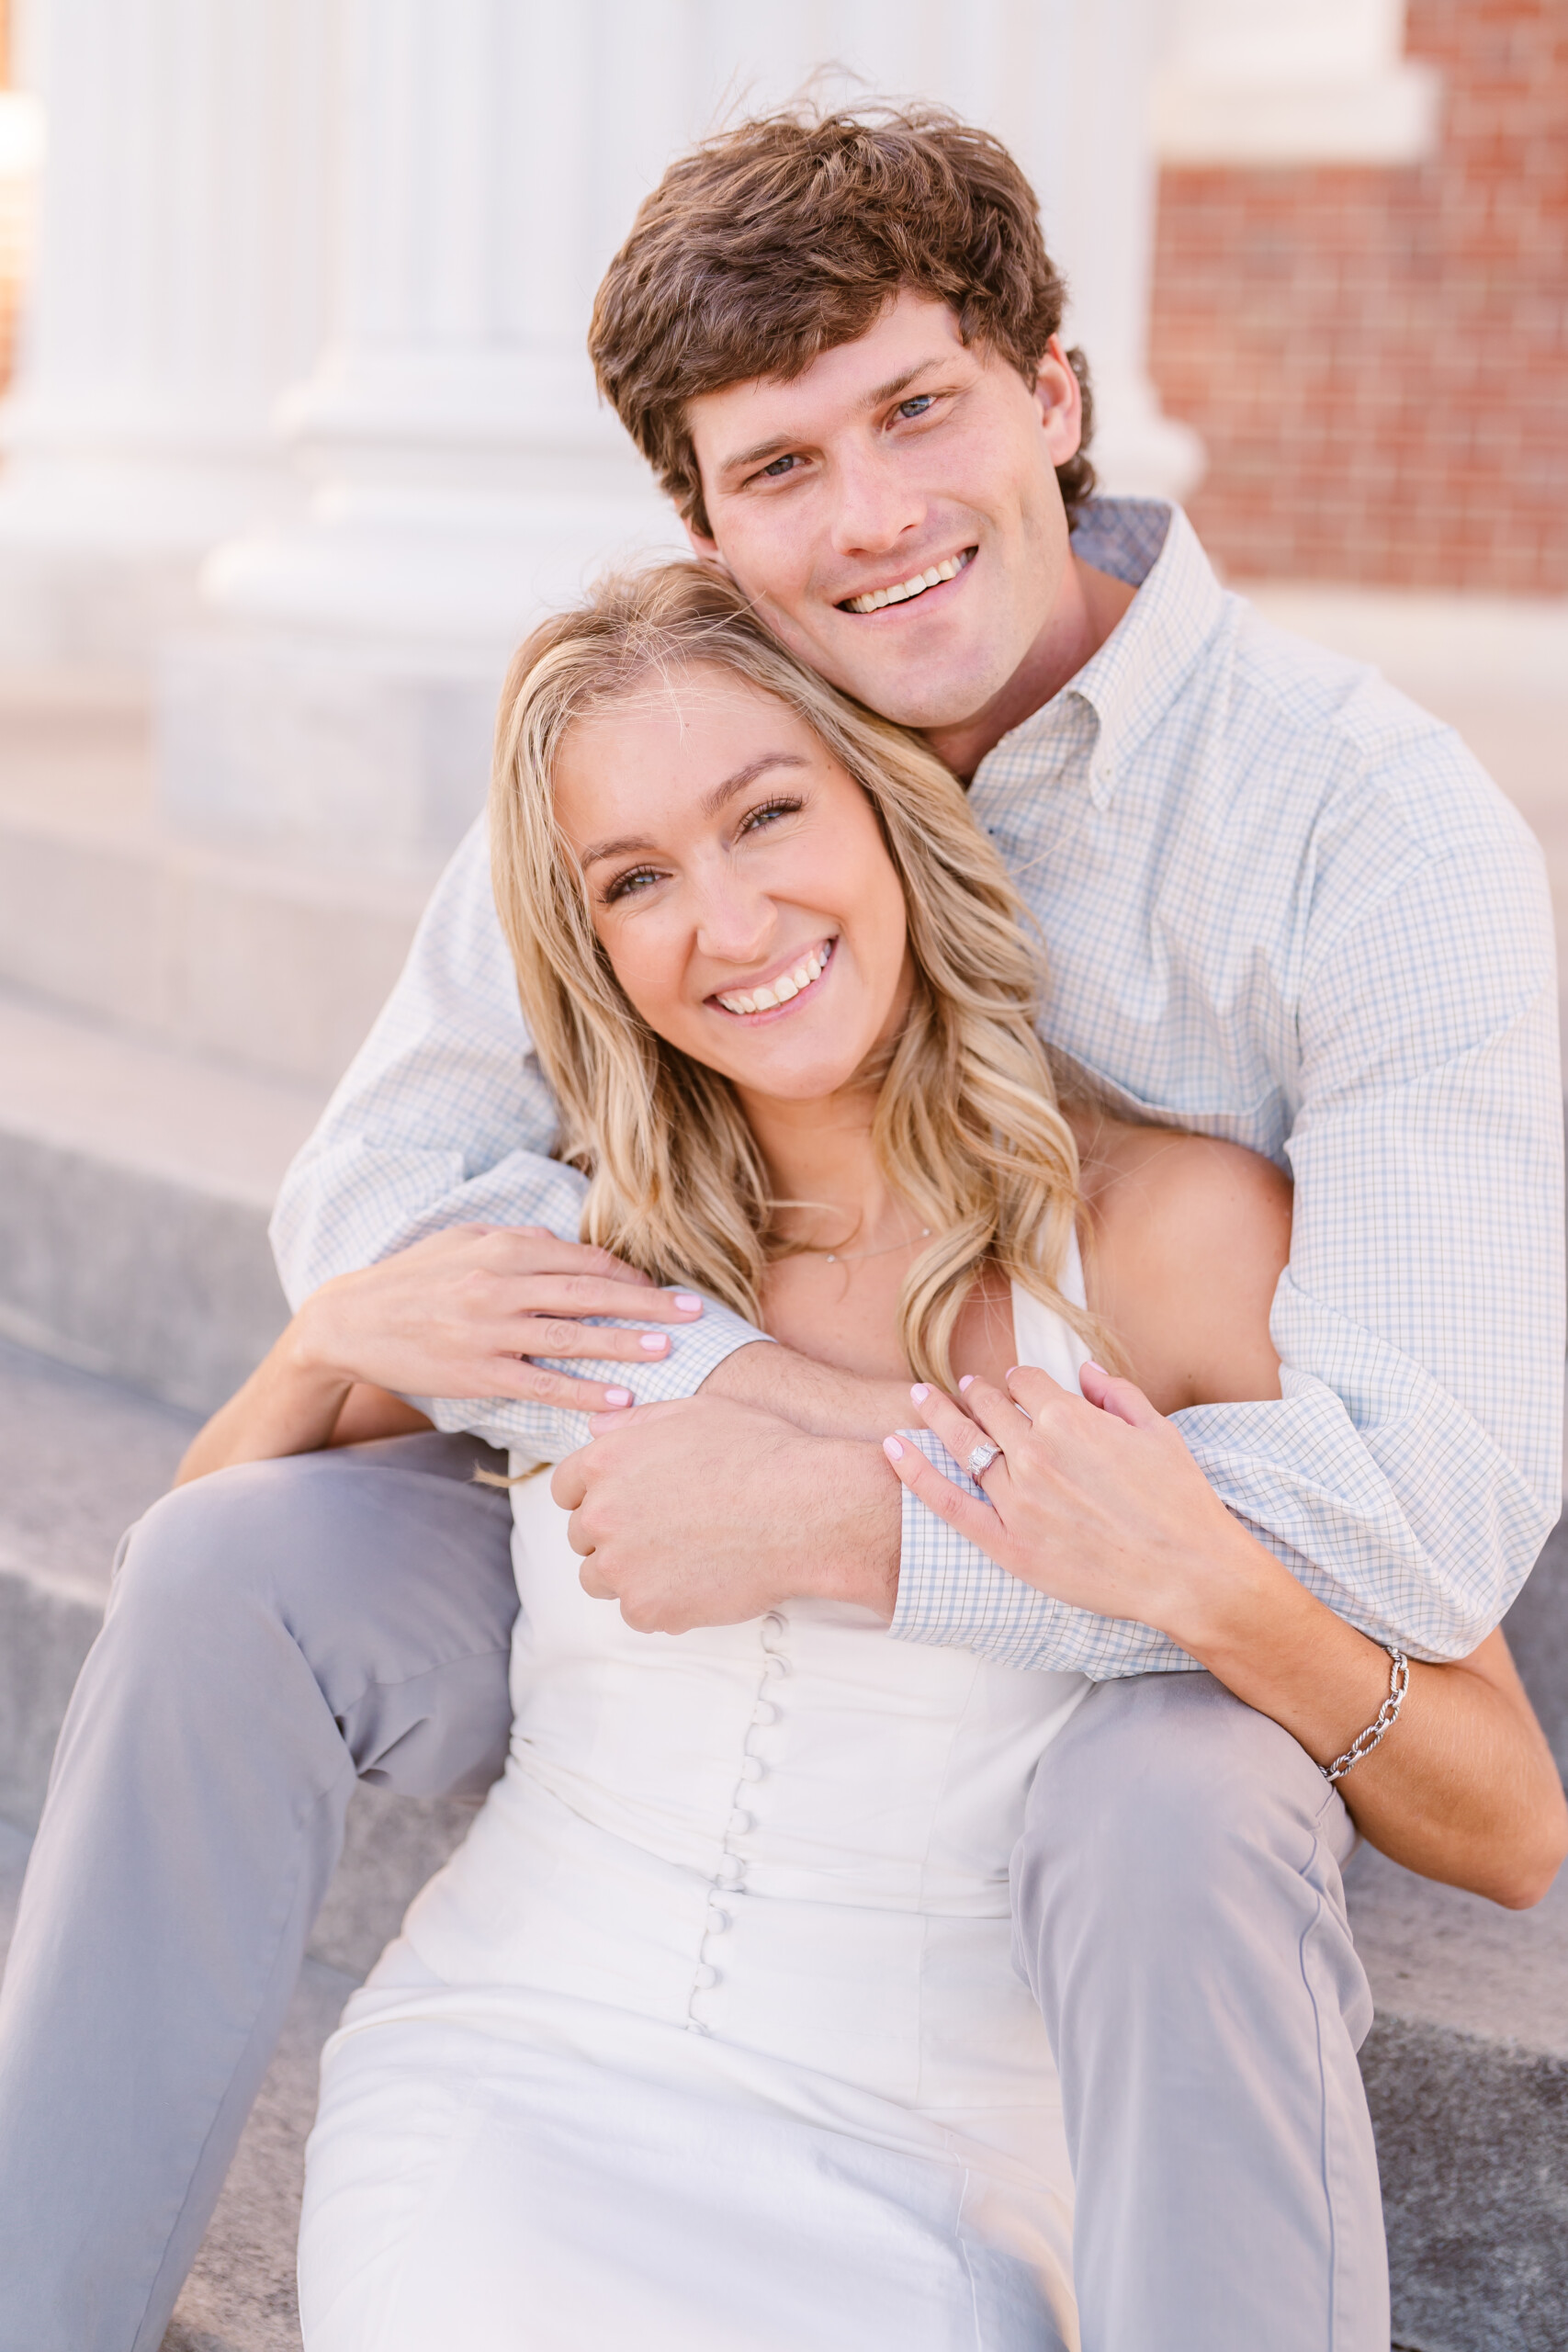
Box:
[0,107,1559,2352]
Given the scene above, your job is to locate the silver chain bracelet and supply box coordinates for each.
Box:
[1323,1648,1410,1784]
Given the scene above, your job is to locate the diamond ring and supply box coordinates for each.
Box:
[967,1441,1000,1480]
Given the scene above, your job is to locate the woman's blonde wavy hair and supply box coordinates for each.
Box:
[489,560,1108,1388]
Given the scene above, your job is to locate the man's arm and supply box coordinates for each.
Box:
[269,820,769,1459]
[889,808,1563,1673]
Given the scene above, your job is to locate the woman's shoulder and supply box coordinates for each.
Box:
[1073,1116,1292,1413]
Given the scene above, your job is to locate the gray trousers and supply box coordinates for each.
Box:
[0,1433,1388,2351]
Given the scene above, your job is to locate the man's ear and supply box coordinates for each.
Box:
[1034,335,1083,466]
[682,515,737,582]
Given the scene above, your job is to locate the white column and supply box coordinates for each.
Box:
[994,0,1205,501]
[0,0,337,664]
[166,0,690,862]
[172,0,1200,864]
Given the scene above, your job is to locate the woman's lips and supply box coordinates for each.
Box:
[714,938,836,1019]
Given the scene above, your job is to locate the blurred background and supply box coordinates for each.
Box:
[0,0,1562,1424]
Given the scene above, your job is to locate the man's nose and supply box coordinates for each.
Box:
[829,444,925,560]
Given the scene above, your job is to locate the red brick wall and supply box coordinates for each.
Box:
[1148,0,1568,591]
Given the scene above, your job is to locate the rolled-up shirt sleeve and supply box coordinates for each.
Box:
[893,820,1563,1675]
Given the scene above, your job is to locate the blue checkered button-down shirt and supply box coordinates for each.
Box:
[272,499,1563,1675]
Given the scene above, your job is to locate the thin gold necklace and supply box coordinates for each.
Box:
[800,1226,931,1266]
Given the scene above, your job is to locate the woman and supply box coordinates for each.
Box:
[186,564,1563,2349]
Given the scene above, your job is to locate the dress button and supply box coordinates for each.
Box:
[739,1757,764,1782]
[762,1610,787,1634]
[761,1656,788,1681]
[717,1855,744,1886]
[728,1808,751,1837]
[694,1962,719,1990]
[751,1699,777,1724]
[706,1905,730,1936]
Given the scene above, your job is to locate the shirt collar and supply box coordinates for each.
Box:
[976,499,1230,810]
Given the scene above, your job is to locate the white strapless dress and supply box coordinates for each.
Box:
[299,1275,1093,2352]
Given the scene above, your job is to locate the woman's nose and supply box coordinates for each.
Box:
[693,876,773,967]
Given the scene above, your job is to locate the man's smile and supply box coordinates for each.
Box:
[839,548,976,616]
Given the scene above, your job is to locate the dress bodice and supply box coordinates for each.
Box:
[500,1263,1092,1917]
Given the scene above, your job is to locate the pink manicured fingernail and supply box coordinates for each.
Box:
[958,1374,976,1392]
[638,1331,670,1353]
[604,1387,633,1408]
[672,1292,703,1314]
[883,1437,905,1462]
[909,1383,930,1403]
[1006,1367,1023,1380]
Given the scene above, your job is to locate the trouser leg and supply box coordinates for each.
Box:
[0,1431,517,2352]
[1012,1669,1387,2352]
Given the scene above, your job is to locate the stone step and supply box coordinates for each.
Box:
[1347,1843,1568,2352]
[0,666,428,1090]
[0,986,319,1410]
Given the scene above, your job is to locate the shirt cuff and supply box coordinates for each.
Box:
[421,1293,771,1460]
[887,1429,1194,1679]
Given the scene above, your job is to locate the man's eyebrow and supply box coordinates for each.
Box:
[579,753,809,867]
[716,357,953,478]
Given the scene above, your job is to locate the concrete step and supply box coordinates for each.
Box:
[0,987,320,1410]
[0,1339,469,2349]
[0,667,428,1091]
[1348,1843,1568,2352]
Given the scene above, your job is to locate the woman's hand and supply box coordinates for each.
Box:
[884,1361,1262,1645]
[175,1224,708,1485]
[291,1224,705,1414]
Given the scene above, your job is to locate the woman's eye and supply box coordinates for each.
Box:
[604,865,660,904]
[739,797,802,839]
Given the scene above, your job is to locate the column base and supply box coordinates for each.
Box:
[0,543,214,670]
[159,624,509,875]
[1089,375,1207,505]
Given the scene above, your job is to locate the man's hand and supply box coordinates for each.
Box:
[295,1225,705,1416]
[549,1396,901,1633]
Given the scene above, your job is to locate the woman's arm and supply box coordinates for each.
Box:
[175,1336,429,1486]
[175,1224,711,1485]
[888,1124,1568,1908]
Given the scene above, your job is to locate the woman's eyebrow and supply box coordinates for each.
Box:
[580,754,809,867]
[699,752,809,819]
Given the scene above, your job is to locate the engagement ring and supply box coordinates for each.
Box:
[966,1442,1000,1480]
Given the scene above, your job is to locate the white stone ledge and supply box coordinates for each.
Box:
[1154,60,1441,167]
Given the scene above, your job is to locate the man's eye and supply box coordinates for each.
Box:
[897,395,936,421]
[759,453,800,480]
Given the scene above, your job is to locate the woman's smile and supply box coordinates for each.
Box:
[712,935,837,1022]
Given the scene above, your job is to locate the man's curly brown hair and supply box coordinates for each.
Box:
[589,105,1095,540]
